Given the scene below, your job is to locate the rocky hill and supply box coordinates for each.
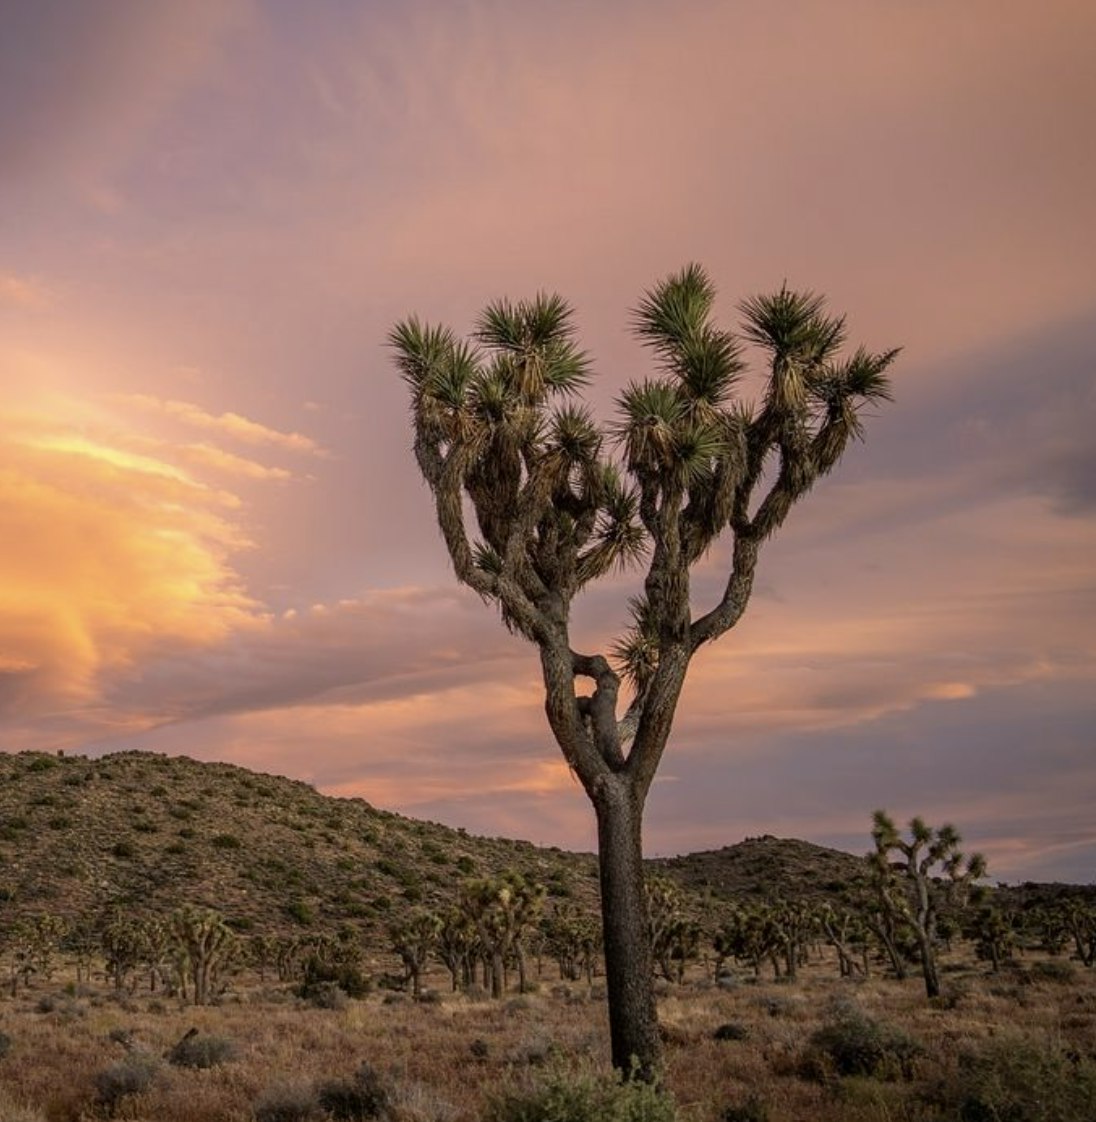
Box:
[9,749,1064,942]
[0,750,600,940]
[651,835,869,904]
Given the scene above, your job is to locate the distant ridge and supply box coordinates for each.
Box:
[3,750,1084,937]
[652,835,869,903]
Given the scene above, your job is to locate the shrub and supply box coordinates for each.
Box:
[285,900,315,925]
[800,1012,922,1082]
[253,1083,323,1122]
[485,1066,676,1122]
[316,1063,390,1120]
[212,833,242,849]
[0,1087,45,1122]
[112,841,136,859]
[94,1055,158,1116]
[713,1022,750,1042]
[300,957,369,999]
[926,1035,1096,1122]
[300,981,348,1011]
[0,1029,11,1058]
[1031,959,1076,984]
[721,1097,769,1122]
[167,1031,237,1069]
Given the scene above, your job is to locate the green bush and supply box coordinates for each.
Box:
[1030,959,1076,984]
[485,1066,676,1122]
[928,1035,1096,1122]
[167,1031,237,1069]
[285,900,315,925]
[316,1063,390,1119]
[801,1012,922,1082]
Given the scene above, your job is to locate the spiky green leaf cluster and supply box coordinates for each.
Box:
[392,265,896,699]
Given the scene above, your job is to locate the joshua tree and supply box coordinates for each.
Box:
[99,911,145,992]
[544,900,601,982]
[714,903,781,980]
[768,898,815,981]
[1062,898,1096,967]
[170,905,237,1006]
[14,914,69,983]
[389,909,442,997]
[436,904,477,991]
[968,905,1015,972]
[392,266,896,1077]
[818,902,870,978]
[869,810,986,998]
[459,872,545,997]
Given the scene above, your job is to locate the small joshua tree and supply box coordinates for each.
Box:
[389,909,442,997]
[869,810,986,998]
[170,906,237,1006]
[459,872,545,997]
[968,905,1015,972]
[392,266,896,1076]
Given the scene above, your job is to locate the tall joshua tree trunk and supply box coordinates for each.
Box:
[593,776,660,1080]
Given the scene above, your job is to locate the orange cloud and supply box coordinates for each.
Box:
[124,394,325,456]
[0,272,51,310]
[180,443,294,482]
[0,395,266,725]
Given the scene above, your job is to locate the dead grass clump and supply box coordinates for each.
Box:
[301,981,350,1010]
[93,1053,160,1116]
[0,1087,46,1122]
[253,1082,324,1122]
[166,1028,238,1068]
[719,1095,769,1122]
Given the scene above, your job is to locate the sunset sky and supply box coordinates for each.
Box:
[2,0,1094,883]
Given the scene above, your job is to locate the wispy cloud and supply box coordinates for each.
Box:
[0,272,51,310]
[124,394,326,456]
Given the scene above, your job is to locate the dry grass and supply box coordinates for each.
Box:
[0,951,1094,1122]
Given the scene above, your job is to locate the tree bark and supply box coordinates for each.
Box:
[917,934,940,999]
[594,777,661,1081]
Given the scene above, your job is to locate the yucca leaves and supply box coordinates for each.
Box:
[614,380,689,472]
[634,263,743,409]
[475,294,590,402]
[610,595,659,686]
[633,262,715,351]
[391,265,895,655]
